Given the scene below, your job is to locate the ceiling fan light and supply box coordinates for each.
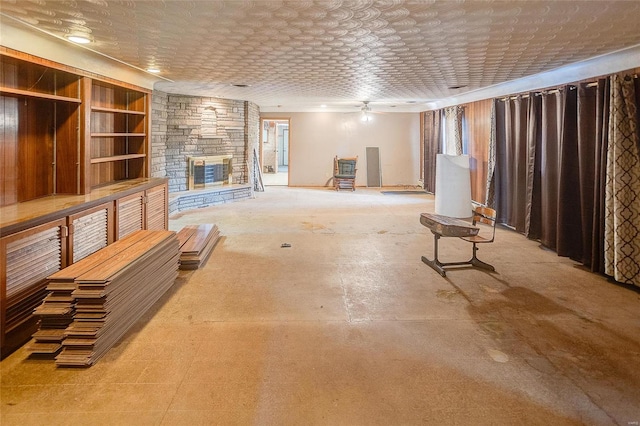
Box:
[360,101,372,121]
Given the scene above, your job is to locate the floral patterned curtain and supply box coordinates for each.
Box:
[605,74,640,286]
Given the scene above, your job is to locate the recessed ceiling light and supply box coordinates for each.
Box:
[147,68,161,74]
[231,84,250,88]
[320,104,327,108]
[66,35,92,44]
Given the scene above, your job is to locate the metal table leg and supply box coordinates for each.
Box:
[421,232,447,277]
[422,231,495,276]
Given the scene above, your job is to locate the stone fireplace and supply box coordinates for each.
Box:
[151,91,260,214]
[188,155,233,190]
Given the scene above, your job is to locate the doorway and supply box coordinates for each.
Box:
[260,118,290,186]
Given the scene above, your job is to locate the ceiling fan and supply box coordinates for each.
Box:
[360,101,387,121]
[345,101,391,119]
[360,101,372,121]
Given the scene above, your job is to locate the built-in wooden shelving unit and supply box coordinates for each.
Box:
[0,50,152,204]
[0,54,83,205]
[89,80,150,188]
[0,49,162,359]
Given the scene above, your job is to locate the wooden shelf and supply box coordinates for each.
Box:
[91,154,146,164]
[0,86,82,103]
[1,52,157,360]
[91,133,146,137]
[91,106,145,115]
[89,80,149,188]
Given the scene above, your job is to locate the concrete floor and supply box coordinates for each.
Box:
[2,187,640,425]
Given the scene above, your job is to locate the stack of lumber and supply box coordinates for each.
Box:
[28,284,74,355]
[29,232,156,356]
[55,230,179,367]
[28,230,179,366]
[176,224,221,270]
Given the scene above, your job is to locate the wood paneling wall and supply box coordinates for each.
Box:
[1,97,19,205]
[56,103,80,194]
[18,98,54,202]
[463,99,492,204]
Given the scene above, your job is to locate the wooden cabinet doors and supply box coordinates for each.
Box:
[146,182,168,231]
[115,182,168,240]
[0,218,68,357]
[67,202,114,264]
[115,191,145,240]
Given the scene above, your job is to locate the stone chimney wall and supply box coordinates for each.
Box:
[159,93,248,192]
[150,90,168,179]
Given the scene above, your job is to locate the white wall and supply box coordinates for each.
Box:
[262,111,420,187]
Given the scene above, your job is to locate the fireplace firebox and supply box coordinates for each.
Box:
[188,155,233,190]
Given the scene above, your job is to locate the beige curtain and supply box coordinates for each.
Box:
[443,106,463,155]
[485,100,497,207]
[605,74,640,286]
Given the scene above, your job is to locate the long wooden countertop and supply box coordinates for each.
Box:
[0,178,167,237]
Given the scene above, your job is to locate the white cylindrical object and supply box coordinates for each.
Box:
[435,154,472,218]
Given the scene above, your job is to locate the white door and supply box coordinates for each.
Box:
[278,126,289,167]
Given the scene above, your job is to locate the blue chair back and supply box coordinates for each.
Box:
[337,159,356,176]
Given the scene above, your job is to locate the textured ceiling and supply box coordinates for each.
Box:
[2,0,640,112]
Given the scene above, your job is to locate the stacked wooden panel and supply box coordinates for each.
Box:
[28,232,151,356]
[29,282,75,355]
[54,230,179,366]
[176,224,221,270]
